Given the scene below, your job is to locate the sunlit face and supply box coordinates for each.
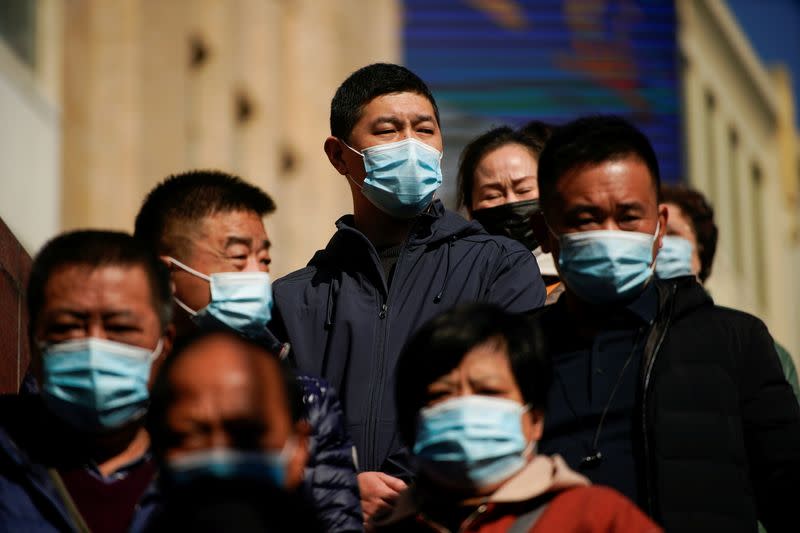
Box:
[164,334,308,489]
[34,264,167,384]
[542,156,667,265]
[470,143,539,213]
[166,210,271,314]
[326,91,443,184]
[665,202,702,278]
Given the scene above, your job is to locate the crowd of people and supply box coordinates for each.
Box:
[1,62,799,533]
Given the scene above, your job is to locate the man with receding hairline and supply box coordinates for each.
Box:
[135,170,362,531]
[145,329,323,533]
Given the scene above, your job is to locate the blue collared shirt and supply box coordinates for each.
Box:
[539,282,658,505]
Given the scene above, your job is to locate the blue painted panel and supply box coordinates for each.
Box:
[403,0,682,189]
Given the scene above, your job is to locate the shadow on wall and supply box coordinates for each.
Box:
[0,217,31,393]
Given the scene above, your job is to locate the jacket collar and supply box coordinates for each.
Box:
[374,454,589,527]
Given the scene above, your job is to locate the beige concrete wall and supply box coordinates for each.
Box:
[678,0,800,358]
[60,0,401,277]
[0,37,60,255]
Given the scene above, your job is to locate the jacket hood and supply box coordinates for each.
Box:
[373,454,589,527]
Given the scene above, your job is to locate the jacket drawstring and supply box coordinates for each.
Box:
[325,274,340,328]
[434,235,457,303]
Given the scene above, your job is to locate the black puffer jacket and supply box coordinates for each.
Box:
[541,277,800,532]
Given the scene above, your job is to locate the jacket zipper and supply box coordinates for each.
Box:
[640,282,676,515]
[364,245,405,470]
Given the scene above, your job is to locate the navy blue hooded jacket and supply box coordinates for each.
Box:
[271,200,546,474]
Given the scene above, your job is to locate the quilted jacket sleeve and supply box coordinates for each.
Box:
[297,375,363,532]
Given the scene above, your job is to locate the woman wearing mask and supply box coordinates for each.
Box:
[372,304,659,532]
[457,123,562,303]
[655,184,800,403]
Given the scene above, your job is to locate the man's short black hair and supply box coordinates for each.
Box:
[147,328,304,461]
[395,303,551,447]
[537,115,661,215]
[134,170,276,257]
[458,123,553,211]
[27,230,173,334]
[329,63,440,141]
[661,184,718,282]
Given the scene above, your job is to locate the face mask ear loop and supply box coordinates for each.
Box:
[173,296,198,317]
[166,257,209,317]
[340,139,364,158]
[649,221,661,269]
[166,257,211,282]
[345,173,363,191]
[150,338,165,362]
[520,403,537,459]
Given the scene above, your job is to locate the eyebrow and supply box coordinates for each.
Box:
[370,114,437,127]
[616,202,646,211]
[224,236,253,249]
[46,309,137,320]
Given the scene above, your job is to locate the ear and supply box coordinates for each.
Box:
[655,203,669,256]
[531,211,555,253]
[525,408,545,442]
[324,136,349,176]
[284,420,311,491]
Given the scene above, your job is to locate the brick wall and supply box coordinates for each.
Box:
[0,217,32,393]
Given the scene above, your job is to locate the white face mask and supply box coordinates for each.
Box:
[167,257,273,336]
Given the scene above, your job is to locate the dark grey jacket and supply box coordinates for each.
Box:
[272,200,546,474]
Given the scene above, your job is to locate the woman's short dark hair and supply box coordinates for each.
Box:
[457,123,552,212]
[661,184,718,282]
[395,303,551,447]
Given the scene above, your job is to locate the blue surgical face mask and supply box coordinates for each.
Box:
[344,137,443,219]
[168,258,273,337]
[655,235,695,279]
[41,337,163,432]
[556,223,659,304]
[165,443,294,488]
[413,395,533,490]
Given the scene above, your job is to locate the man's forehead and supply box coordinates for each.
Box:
[556,158,657,204]
[359,92,436,119]
[43,264,154,311]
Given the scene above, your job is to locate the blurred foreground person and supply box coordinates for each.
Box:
[533,116,800,532]
[0,231,174,532]
[144,330,323,533]
[373,304,659,532]
[656,184,800,400]
[134,170,361,530]
[458,122,561,302]
[271,63,545,524]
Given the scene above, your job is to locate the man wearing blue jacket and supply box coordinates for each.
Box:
[0,230,174,532]
[271,63,546,523]
[134,170,362,531]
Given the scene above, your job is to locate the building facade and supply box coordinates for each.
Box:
[678,0,800,358]
[1,0,400,277]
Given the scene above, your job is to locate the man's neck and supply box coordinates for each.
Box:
[352,198,414,248]
[87,424,150,478]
